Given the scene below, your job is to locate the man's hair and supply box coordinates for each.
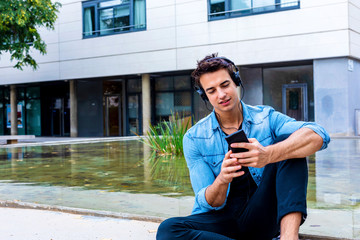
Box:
[191,53,235,89]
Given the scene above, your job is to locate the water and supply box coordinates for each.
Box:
[0,141,192,196]
[0,138,360,238]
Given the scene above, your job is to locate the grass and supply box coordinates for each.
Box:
[137,113,191,156]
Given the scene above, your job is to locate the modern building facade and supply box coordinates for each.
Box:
[0,0,359,137]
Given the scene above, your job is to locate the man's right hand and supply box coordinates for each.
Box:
[218,150,245,184]
[205,151,245,207]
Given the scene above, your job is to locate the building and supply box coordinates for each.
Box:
[0,0,359,137]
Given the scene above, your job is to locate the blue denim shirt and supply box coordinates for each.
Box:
[183,102,330,215]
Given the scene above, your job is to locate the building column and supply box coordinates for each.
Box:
[314,57,360,136]
[142,74,151,135]
[10,85,18,135]
[70,80,78,137]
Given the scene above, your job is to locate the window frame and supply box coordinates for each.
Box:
[82,0,146,38]
[207,0,300,21]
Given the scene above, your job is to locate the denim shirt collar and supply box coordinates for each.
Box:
[209,100,256,132]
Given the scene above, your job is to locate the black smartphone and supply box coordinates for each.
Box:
[225,129,249,153]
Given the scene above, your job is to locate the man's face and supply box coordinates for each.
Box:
[199,69,239,114]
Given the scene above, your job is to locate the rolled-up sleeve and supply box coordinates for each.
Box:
[183,133,227,214]
[269,109,330,150]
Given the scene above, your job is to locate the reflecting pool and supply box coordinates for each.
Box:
[0,141,193,196]
[0,138,360,238]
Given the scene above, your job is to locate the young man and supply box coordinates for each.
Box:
[156,54,330,240]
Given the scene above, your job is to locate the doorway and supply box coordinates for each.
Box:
[50,97,70,136]
[104,95,122,136]
[282,83,308,121]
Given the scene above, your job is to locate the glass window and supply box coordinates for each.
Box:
[253,0,275,13]
[26,99,41,135]
[84,7,95,36]
[127,78,142,92]
[281,0,298,7]
[156,93,174,118]
[155,77,174,91]
[174,92,191,114]
[174,76,191,90]
[154,75,192,123]
[210,0,226,18]
[134,0,146,29]
[17,87,25,100]
[127,94,140,135]
[83,0,146,38]
[26,87,40,99]
[209,0,299,20]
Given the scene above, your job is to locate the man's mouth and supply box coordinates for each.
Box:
[219,99,230,105]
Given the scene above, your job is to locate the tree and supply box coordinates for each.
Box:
[0,0,61,70]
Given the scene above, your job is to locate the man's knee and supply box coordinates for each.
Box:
[156,217,184,240]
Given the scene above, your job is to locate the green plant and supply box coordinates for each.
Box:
[148,152,193,195]
[136,113,191,156]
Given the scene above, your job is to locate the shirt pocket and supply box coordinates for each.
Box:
[203,154,224,167]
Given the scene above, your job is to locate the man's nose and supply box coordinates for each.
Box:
[218,89,226,98]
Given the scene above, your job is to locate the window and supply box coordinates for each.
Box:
[83,0,146,38]
[208,0,299,20]
[153,75,193,124]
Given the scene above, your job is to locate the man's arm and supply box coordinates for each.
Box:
[268,127,323,163]
[230,127,323,168]
[184,134,238,211]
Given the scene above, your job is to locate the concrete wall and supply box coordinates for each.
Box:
[0,0,353,84]
[349,0,360,59]
[314,57,360,136]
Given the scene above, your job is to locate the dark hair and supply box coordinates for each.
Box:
[191,53,235,89]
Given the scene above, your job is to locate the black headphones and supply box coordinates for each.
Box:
[194,57,243,101]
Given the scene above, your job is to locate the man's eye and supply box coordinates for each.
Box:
[208,90,214,94]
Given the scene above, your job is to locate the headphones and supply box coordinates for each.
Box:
[194,57,243,101]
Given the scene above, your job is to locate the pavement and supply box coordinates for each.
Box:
[0,207,160,240]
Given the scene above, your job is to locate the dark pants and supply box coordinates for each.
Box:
[156,158,308,240]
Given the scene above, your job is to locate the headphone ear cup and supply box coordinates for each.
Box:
[195,86,208,101]
[233,71,242,86]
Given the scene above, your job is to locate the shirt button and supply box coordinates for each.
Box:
[252,172,256,175]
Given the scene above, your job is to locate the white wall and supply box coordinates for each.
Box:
[0,0,355,84]
[349,0,360,59]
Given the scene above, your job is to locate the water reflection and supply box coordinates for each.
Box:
[0,141,193,196]
[312,139,360,209]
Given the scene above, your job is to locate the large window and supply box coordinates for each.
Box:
[208,0,299,20]
[153,75,193,125]
[83,0,146,38]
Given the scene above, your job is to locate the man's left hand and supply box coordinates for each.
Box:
[229,138,273,168]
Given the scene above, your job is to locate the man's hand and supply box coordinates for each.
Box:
[229,138,273,168]
[217,150,245,184]
[205,150,245,207]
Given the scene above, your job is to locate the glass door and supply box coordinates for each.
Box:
[282,83,308,121]
[127,94,141,135]
[105,95,122,136]
[50,98,70,136]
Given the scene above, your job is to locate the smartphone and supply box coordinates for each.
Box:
[225,129,249,153]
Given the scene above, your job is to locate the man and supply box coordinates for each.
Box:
[156,54,330,240]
